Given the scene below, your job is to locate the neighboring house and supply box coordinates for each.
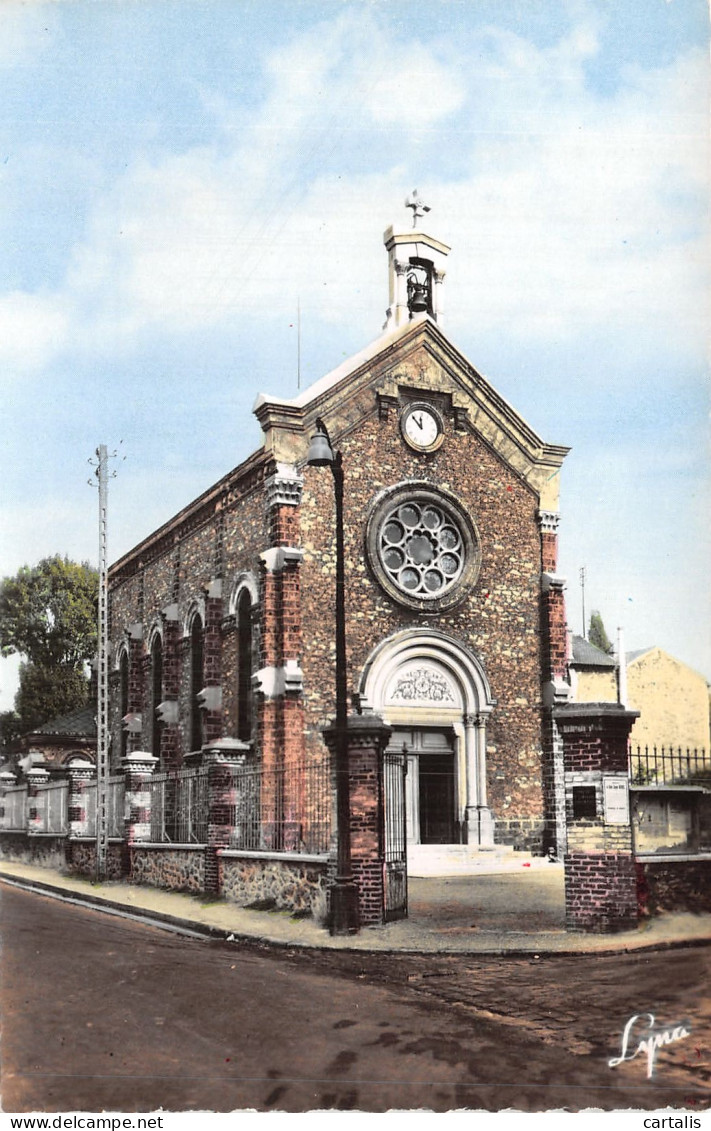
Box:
[107,203,571,868]
[569,635,617,703]
[15,704,96,776]
[626,646,710,751]
[569,637,710,856]
[569,637,710,753]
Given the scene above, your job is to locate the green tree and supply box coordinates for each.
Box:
[588,609,613,654]
[0,709,23,756]
[0,556,98,732]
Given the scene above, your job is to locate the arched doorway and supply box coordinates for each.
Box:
[360,629,496,867]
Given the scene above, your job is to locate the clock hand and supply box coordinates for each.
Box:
[413,413,423,430]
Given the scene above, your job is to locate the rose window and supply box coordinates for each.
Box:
[379,501,464,597]
[366,484,480,612]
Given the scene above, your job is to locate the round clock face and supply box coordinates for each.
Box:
[401,404,443,452]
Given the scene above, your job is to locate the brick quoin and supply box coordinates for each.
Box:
[159,619,182,771]
[203,593,223,744]
[127,636,144,753]
[269,502,300,548]
[541,583,567,683]
[541,530,558,574]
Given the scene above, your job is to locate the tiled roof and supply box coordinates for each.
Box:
[571,635,616,668]
[33,705,96,738]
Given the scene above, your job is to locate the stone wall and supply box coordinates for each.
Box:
[638,857,711,914]
[219,851,328,919]
[65,838,126,879]
[0,833,67,870]
[128,845,205,893]
[495,817,546,852]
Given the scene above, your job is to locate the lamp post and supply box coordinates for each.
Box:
[307,417,360,935]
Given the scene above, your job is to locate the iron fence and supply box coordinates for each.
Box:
[35,780,68,834]
[149,766,210,844]
[83,775,126,838]
[629,745,711,788]
[0,785,28,831]
[227,757,331,855]
[107,775,125,838]
[0,759,332,855]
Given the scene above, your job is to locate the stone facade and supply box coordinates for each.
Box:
[105,215,572,925]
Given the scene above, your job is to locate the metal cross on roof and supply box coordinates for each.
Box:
[405,189,431,229]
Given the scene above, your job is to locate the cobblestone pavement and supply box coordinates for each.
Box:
[261,940,711,1108]
[3,883,708,1112]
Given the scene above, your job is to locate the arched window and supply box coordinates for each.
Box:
[237,589,253,742]
[119,649,129,761]
[151,633,163,762]
[189,614,204,753]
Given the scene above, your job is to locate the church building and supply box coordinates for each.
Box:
[108,195,571,878]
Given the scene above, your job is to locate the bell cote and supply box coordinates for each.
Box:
[383,190,451,332]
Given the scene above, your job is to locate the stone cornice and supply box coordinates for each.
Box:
[260,546,304,572]
[264,462,303,509]
[538,510,561,533]
[253,661,304,698]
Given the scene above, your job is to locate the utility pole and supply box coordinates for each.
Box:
[89,444,121,882]
[579,566,587,638]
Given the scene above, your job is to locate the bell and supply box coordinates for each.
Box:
[307,425,334,467]
[409,282,429,313]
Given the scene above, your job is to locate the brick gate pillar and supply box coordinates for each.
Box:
[26,766,50,834]
[324,714,392,928]
[555,702,640,932]
[122,751,158,845]
[0,770,18,830]
[201,738,250,895]
[66,761,96,839]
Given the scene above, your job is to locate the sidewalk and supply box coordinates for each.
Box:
[1,858,710,956]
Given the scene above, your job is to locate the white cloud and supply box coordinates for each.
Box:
[0,291,69,374]
[1,11,707,380]
[0,1,56,68]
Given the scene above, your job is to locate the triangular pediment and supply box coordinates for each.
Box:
[254,318,569,510]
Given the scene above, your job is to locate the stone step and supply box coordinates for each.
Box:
[406,844,545,877]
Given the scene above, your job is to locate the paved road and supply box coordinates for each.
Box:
[1,883,708,1113]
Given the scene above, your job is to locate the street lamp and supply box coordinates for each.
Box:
[307,417,360,935]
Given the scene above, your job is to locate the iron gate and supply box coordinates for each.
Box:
[383,749,408,921]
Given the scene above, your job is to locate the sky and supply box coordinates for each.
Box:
[1,0,709,710]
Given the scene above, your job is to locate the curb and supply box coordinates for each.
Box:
[2,870,710,959]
